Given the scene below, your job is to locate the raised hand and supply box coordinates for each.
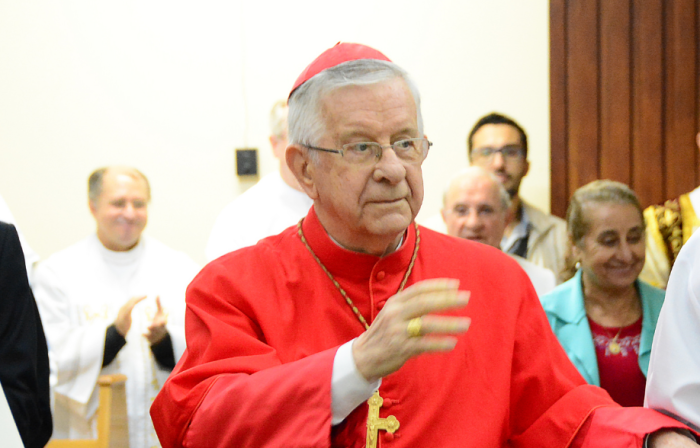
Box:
[352,278,471,383]
[144,296,168,345]
[114,295,147,337]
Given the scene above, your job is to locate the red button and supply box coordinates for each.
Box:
[383,432,395,442]
[376,271,386,280]
[376,300,387,310]
[383,398,393,408]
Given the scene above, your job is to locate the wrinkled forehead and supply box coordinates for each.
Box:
[320,78,416,127]
[579,200,644,228]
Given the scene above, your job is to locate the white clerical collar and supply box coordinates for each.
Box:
[94,234,146,266]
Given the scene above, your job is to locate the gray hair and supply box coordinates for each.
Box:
[88,166,151,203]
[443,166,512,211]
[288,59,424,152]
[269,100,288,138]
[561,179,644,281]
[566,179,643,246]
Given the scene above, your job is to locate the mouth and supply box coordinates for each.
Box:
[372,197,406,205]
[461,234,484,243]
[606,264,641,275]
[495,173,510,183]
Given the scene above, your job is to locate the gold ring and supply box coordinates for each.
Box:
[407,317,422,338]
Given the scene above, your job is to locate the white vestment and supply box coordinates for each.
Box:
[644,229,700,432]
[33,235,200,448]
[0,194,39,283]
[205,171,313,261]
[510,254,556,297]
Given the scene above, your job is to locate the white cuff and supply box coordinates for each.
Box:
[331,339,381,425]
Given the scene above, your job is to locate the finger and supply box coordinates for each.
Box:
[410,335,462,354]
[126,295,148,310]
[155,296,162,312]
[410,316,471,336]
[393,278,460,303]
[401,290,470,319]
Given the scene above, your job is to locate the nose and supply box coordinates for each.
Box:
[490,151,506,169]
[462,210,483,231]
[617,241,636,263]
[123,202,136,219]
[372,147,407,184]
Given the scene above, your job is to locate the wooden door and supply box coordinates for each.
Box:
[550,0,700,217]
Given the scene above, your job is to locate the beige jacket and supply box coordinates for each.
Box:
[521,201,569,284]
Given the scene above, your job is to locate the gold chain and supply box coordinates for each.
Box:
[297,219,420,330]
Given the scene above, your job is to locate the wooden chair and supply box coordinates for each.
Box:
[47,374,129,448]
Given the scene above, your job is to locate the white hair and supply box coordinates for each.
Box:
[288,59,424,154]
[443,166,512,211]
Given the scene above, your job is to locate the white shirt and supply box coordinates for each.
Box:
[645,229,700,432]
[501,207,530,253]
[33,235,200,448]
[510,254,556,297]
[205,172,313,261]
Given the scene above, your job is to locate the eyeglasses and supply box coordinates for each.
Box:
[305,138,432,165]
[471,145,524,161]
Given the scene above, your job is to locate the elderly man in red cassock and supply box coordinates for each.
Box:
[150,43,698,447]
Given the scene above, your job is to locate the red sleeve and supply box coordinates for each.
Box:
[506,273,621,447]
[574,407,699,448]
[150,265,336,448]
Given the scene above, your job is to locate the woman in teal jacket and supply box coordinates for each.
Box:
[541,180,665,407]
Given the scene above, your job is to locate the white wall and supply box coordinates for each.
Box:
[0,1,550,266]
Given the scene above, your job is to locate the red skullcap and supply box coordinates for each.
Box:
[288,42,392,100]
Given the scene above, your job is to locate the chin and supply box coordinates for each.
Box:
[367,212,413,236]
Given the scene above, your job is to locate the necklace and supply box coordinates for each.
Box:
[296,219,420,448]
[296,219,420,330]
[606,327,623,355]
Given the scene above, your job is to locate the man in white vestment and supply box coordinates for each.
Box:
[33,166,200,448]
[645,229,700,432]
[205,100,314,261]
[0,193,40,283]
[442,167,556,297]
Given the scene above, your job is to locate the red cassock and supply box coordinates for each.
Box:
[151,207,689,448]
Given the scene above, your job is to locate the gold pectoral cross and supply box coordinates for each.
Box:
[366,391,400,448]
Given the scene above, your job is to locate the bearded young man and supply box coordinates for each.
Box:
[151,44,697,448]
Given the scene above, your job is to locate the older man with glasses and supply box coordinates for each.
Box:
[151,43,697,448]
[468,112,568,283]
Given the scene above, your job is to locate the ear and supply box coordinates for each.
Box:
[286,144,319,200]
[523,159,530,177]
[696,132,700,151]
[88,199,98,218]
[269,135,284,161]
[440,207,448,224]
[569,234,581,259]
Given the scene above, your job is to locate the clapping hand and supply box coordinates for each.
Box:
[144,296,168,345]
